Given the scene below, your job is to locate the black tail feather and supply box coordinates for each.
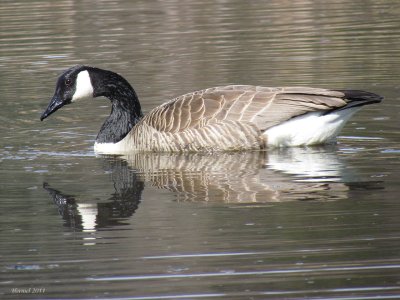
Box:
[340,89,383,104]
[332,89,383,112]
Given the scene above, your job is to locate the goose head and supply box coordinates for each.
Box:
[40,65,94,121]
[40,65,142,121]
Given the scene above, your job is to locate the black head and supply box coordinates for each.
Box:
[40,65,94,121]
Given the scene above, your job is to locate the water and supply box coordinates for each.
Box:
[1,0,400,299]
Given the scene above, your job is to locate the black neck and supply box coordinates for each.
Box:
[88,67,143,144]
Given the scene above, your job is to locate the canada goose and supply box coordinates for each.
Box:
[40,65,382,153]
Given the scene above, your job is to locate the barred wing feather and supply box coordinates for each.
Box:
[141,85,348,133]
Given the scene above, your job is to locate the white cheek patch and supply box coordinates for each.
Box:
[72,70,94,102]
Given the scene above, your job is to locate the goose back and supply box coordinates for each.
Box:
[143,85,348,131]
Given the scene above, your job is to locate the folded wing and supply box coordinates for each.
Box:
[141,85,356,132]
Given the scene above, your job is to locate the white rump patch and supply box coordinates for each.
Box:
[264,108,361,147]
[72,70,93,102]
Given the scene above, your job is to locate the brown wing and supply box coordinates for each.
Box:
[141,85,348,133]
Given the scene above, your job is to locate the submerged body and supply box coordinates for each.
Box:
[41,66,382,154]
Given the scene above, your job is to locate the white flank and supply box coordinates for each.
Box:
[72,70,94,102]
[264,108,361,147]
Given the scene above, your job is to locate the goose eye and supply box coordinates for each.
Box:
[65,78,72,86]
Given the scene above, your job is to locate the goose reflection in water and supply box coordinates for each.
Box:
[42,147,381,232]
[125,148,352,203]
[43,157,144,232]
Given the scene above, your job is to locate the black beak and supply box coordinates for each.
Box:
[40,95,69,121]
